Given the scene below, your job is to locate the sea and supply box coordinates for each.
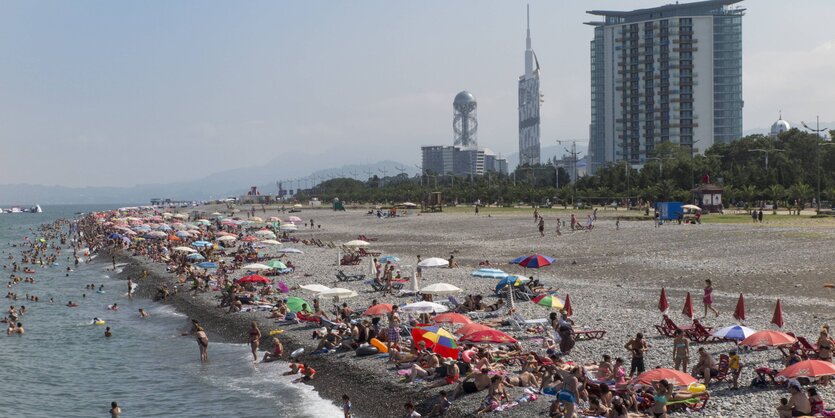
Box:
[0,205,341,418]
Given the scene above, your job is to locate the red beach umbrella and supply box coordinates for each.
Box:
[454,323,493,336]
[740,330,796,348]
[682,292,694,319]
[517,254,554,269]
[237,274,270,284]
[631,368,697,387]
[733,294,746,322]
[563,294,573,317]
[362,303,393,317]
[777,360,835,379]
[432,313,472,325]
[458,329,517,344]
[771,299,784,328]
[658,288,669,313]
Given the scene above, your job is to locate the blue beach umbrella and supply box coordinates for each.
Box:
[195,261,218,269]
[108,233,122,239]
[192,240,212,248]
[471,268,509,279]
[494,275,531,294]
[175,231,189,238]
[509,255,528,264]
[186,253,205,261]
[711,325,757,341]
[379,255,400,264]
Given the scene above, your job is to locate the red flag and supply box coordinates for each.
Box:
[564,293,573,317]
[733,294,746,322]
[682,292,694,319]
[658,288,669,313]
[771,299,784,328]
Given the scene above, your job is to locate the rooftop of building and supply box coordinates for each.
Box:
[585,0,744,26]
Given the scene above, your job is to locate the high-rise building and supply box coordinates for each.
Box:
[586,0,744,174]
[518,4,541,166]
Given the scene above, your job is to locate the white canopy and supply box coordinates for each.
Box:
[401,301,449,314]
[243,263,270,270]
[300,284,331,294]
[417,257,449,268]
[420,283,462,296]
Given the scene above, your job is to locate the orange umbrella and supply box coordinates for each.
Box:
[740,330,797,348]
[777,360,835,379]
[564,294,573,317]
[733,293,746,322]
[458,329,517,344]
[433,313,472,325]
[658,287,669,313]
[771,299,784,328]
[682,292,694,319]
[631,368,697,387]
[362,303,394,317]
[454,323,493,336]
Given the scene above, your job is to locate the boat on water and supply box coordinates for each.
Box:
[1,205,43,214]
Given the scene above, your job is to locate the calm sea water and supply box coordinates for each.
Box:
[0,205,340,418]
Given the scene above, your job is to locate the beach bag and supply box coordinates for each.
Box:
[749,376,767,389]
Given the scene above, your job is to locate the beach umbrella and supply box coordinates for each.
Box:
[344,240,370,247]
[682,204,702,211]
[217,235,237,242]
[362,303,393,317]
[420,283,462,296]
[261,239,281,245]
[411,326,459,359]
[276,282,290,293]
[249,217,263,223]
[318,287,358,300]
[195,261,219,269]
[631,368,697,387]
[658,288,669,314]
[243,263,271,271]
[711,325,757,341]
[268,216,281,222]
[253,229,276,238]
[237,274,270,284]
[401,301,448,314]
[242,236,259,242]
[279,223,298,231]
[379,255,400,264]
[186,253,205,261]
[682,292,694,319]
[495,275,530,294]
[108,233,122,239]
[278,247,303,254]
[167,235,181,242]
[192,240,212,248]
[195,219,211,226]
[777,360,835,379]
[286,296,313,313]
[733,294,746,322]
[740,330,797,348]
[771,299,784,328]
[173,246,197,253]
[509,255,528,264]
[454,323,493,336]
[172,213,188,219]
[433,313,472,325]
[471,268,509,279]
[563,294,573,317]
[288,216,302,223]
[517,254,554,269]
[175,231,190,238]
[458,329,517,344]
[156,224,172,231]
[532,294,565,310]
[147,231,167,238]
[417,257,449,268]
[299,284,331,294]
[265,260,287,270]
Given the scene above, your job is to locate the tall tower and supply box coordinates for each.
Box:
[518,4,541,166]
[453,90,478,149]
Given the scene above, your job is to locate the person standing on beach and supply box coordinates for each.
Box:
[758,209,764,223]
[625,333,647,377]
[342,395,352,418]
[416,255,422,279]
[538,217,545,237]
[533,208,539,222]
[555,218,561,236]
[196,325,209,362]
[474,205,479,216]
[702,279,719,318]
[127,277,134,300]
[248,321,262,362]
[672,329,690,372]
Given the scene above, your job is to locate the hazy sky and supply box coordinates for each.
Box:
[2,0,833,187]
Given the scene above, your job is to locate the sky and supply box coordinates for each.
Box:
[1,0,834,187]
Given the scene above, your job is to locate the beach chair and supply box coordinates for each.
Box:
[686,319,718,343]
[712,354,731,382]
[357,234,378,242]
[574,329,607,341]
[666,393,710,412]
[510,313,548,332]
[654,315,695,338]
[336,270,365,282]
[357,248,381,257]
[790,334,820,359]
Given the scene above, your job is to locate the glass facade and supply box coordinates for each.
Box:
[589,26,606,173]
[713,13,743,143]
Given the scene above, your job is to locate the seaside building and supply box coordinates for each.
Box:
[769,112,791,138]
[421,91,507,177]
[518,4,541,166]
[586,0,745,174]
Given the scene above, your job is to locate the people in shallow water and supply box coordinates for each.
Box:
[104,327,112,337]
[138,308,149,318]
[67,301,78,307]
[110,401,122,417]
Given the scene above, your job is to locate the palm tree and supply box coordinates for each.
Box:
[740,185,758,211]
[789,182,813,213]
[768,184,785,214]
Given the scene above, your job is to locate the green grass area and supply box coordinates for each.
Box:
[700,213,835,226]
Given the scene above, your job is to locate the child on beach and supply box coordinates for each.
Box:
[702,279,719,318]
[729,349,741,389]
[342,394,352,418]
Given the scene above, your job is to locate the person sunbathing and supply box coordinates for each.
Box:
[402,352,441,383]
[450,368,492,400]
[315,331,342,351]
[505,370,540,388]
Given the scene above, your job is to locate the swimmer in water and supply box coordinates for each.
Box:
[67,301,78,307]
[109,303,118,310]
[110,401,122,417]
[138,309,149,318]
[93,317,102,324]
[104,326,112,337]
[15,322,24,335]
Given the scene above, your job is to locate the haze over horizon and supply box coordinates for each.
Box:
[2,0,834,188]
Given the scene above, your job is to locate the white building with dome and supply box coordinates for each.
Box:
[770,113,791,138]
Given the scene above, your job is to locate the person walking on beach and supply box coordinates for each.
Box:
[248,321,262,362]
[196,325,209,362]
[533,208,539,222]
[127,277,134,300]
[538,217,545,237]
[672,329,690,372]
[555,218,562,236]
[625,333,647,377]
[758,209,764,223]
[474,205,479,216]
[702,279,719,318]
[342,394,352,418]
[416,255,422,279]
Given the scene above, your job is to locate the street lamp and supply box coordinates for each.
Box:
[817,143,834,213]
[748,148,785,171]
[646,156,674,176]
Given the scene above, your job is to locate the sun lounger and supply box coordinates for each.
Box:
[574,330,607,341]
[336,270,366,281]
[666,393,709,412]
[654,315,696,337]
[712,354,730,382]
[786,333,820,359]
[370,282,403,292]
[685,319,718,342]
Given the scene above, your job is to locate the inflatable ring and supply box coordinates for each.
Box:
[97,290,106,294]
[290,348,304,359]
[94,320,105,325]
[824,284,834,289]
[688,382,706,393]
[269,329,284,336]
[370,338,388,353]
[462,349,476,363]
[355,345,379,357]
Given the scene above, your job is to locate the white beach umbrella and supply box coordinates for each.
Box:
[243,263,271,271]
[318,287,358,300]
[420,283,462,296]
[417,257,449,268]
[172,214,188,219]
[401,301,448,314]
[249,216,264,223]
[261,239,281,245]
[300,284,331,294]
[278,247,303,254]
[344,240,370,247]
[172,246,197,253]
[253,229,277,238]
[216,235,237,242]
[279,223,298,231]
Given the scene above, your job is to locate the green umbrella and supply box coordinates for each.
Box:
[266,260,287,270]
[286,296,312,313]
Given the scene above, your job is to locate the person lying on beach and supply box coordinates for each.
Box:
[402,352,441,383]
[450,368,491,400]
[505,370,540,388]
[315,330,342,352]
[390,343,421,364]
[283,362,304,375]
[300,363,316,381]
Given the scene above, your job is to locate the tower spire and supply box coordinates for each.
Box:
[524,4,534,75]
[526,4,531,50]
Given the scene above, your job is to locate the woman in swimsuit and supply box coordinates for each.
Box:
[195,326,209,362]
[248,321,262,362]
[651,379,671,418]
[702,279,719,318]
[816,329,833,361]
[672,329,690,372]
